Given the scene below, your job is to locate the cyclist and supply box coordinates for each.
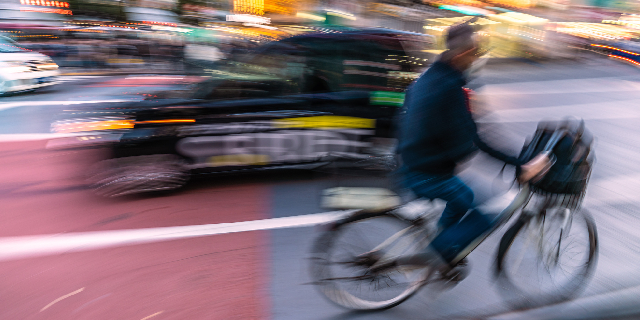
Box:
[392,22,550,275]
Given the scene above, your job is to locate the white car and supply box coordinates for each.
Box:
[0,39,59,95]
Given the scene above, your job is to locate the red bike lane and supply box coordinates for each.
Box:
[0,140,271,319]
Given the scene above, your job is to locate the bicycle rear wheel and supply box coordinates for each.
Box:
[496,207,598,307]
[309,211,432,310]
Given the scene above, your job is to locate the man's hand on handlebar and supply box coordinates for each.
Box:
[518,152,554,183]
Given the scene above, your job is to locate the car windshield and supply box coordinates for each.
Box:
[0,43,27,53]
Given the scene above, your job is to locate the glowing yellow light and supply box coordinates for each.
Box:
[609,54,640,66]
[234,0,264,15]
[326,10,356,20]
[135,119,196,124]
[591,44,640,56]
[55,120,134,133]
[296,12,326,21]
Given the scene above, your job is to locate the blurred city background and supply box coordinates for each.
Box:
[0,0,640,319]
[1,0,640,78]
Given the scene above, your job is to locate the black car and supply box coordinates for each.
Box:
[51,29,434,197]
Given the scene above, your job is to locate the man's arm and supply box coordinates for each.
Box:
[455,87,522,166]
[473,134,522,166]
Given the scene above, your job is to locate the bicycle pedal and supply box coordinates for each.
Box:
[435,260,470,288]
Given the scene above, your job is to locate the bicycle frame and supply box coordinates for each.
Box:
[447,183,532,266]
[364,183,533,270]
[344,128,571,271]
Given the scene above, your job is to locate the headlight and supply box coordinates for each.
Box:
[2,61,30,73]
[37,62,59,71]
[52,117,135,133]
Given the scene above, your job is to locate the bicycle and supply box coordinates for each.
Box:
[309,125,599,311]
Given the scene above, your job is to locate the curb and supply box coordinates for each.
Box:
[488,285,640,320]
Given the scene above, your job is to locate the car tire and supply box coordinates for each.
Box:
[88,154,190,197]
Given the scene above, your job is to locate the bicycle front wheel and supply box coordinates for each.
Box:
[496,207,598,307]
[309,211,432,310]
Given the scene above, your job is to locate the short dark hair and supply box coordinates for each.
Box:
[441,21,478,61]
[446,23,476,50]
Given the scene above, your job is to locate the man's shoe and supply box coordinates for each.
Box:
[434,258,470,290]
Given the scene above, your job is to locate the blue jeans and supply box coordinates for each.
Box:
[401,171,494,264]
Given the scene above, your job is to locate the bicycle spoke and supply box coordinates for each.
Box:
[310,213,433,310]
[497,207,597,307]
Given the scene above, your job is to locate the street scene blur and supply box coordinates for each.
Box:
[0,0,640,318]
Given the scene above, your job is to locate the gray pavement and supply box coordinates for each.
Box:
[0,57,639,319]
[267,58,640,319]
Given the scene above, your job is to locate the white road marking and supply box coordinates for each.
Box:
[0,100,128,112]
[0,171,633,263]
[40,287,85,312]
[0,211,354,262]
[0,173,632,264]
[140,311,163,320]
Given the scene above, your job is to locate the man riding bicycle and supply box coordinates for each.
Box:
[393,22,550,275]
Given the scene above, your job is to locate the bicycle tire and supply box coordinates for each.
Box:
[495,207,598,308]
[309,211,432,310]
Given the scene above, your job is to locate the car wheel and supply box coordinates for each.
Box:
[88,154,190,197]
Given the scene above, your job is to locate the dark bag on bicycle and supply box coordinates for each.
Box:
[517,119,594,195]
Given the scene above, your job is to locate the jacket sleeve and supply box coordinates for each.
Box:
[473,134,522,166]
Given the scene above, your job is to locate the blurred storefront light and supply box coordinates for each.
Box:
[591,44,640,55]
[602,19,640,30]
[151,25,191,32]
[485,0,534,8]
[19,7,72,15]
[20,0,69,7]
[226,14,270,24]
[18,0,72,15]
[609,54,640,66]
[296,12,326,22]
[554,22,632,40]
[234,0,264,16]
[490,12,548,25]
[438,5,493,15]
[243,23,277,29]
[326,9,356,20]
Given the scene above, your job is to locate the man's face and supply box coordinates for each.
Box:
[455,45,480,72]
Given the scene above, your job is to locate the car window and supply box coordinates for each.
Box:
[0,43,27,53]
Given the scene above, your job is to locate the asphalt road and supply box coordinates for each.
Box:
[0,58,639,319]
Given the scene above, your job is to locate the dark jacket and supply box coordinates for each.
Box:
[398,61,520,175]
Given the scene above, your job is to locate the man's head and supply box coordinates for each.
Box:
[441,22,480,72]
